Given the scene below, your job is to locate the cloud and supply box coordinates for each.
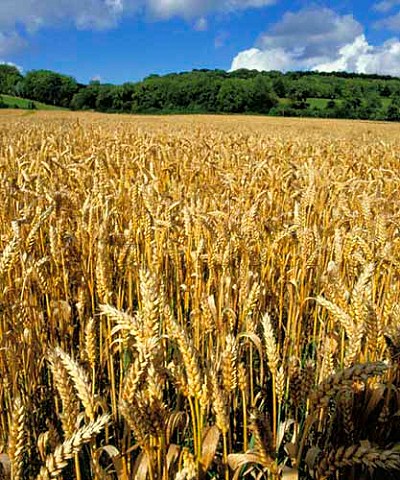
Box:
[194,17,208,31]
[376,12,400,31]
[214,31,229,48]
[314,35,400,76]
[0,0,276,29]
[0,32,27,56]
[313,35,372,72]
[0,0,277,57]
[90,74,103,82]
[372,1,400,33]
[146,0,276,19]
[373,0,400,13]
[231,47,293,71]
[258,8,362,63]
[230,7,400,76]
[0,0,124,36]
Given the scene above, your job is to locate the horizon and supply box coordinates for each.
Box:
[2,1,400,84]
[9,66,400,88]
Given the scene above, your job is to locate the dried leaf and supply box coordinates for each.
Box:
[0,454,11,480]
[95,444,123,478]
[131,451,149,480]
[166,444,181,473]
[201,425,220,472]
[282,466,298,479]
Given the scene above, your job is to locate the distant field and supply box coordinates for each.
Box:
[0,109,397,137]
[1,94,65,110]
[279,96,392,110]
[279,97,333,108]
[1,111,400,480]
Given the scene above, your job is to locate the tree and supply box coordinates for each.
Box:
[70,83,101,110]
[216,79,248,113]
[335,84,364,119]
[119,83,136,111]
[0,64,23,95]
[362,93,383,120]
[246,75,278,113]
[23,70,78,106]
[95,85,118,112]
[131,80,165,112]
[387,94,400,121]
[173,74,221,112]
[272,77,286,97]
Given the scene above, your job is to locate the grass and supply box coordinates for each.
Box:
[279,97,337,108]
[1,94,67,110]
[307,97,332,108]
[279,96,393,111]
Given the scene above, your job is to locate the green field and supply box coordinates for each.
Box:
[280,97,391,110]
[279,97,334,108]
[0,94,66,110]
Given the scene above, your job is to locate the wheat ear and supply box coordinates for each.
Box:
[54,346,95,421]
[316,443,400,478]
[36,414,110,480]
[8,397,25,480]
[309,362,388,410]
[47,350,80,437]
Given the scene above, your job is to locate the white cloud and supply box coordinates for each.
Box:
[146,0,275,19]
[314,35,400,76]
[0,0,124,35]
[0,0,277,57]
[230,7,400,76]
[313,35,372,72]
[194,17,208,31]
[0,32,26,56]
[376,12,400,31]
[106,0,124,14]
[231,47,293,71]
[374,0,400,13]
[0,0,276,28]
[214,31,229,48]
[258,8,362,64]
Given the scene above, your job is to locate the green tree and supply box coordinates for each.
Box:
[336,85,364,119]
[119,83,136,111]
[23,70,78,106]
[216,79,248,113]
[0,64,23,95]
[247,75,278,113]
[387,94,400,121]
[362,93,383,120]
[272,77,286,97]
[70,83,101,110]
[131,80,165,112]
[174,74,221,112]
[95,85,117,112]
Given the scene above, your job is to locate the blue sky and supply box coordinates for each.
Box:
[2,1,400,84]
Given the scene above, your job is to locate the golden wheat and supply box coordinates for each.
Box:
[0,111,400,479]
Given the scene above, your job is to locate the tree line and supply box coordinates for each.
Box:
[2,64,400,120]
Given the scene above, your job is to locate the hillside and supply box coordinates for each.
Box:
[0,94,66,111]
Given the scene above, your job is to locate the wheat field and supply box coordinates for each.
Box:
[1,111,400,479]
